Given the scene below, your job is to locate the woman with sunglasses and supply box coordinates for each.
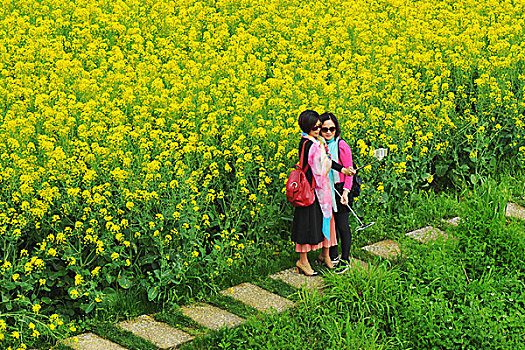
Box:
[291,110,354,276]
[319,112,356,273]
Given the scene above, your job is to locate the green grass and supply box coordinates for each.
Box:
[154,309,208,336]
[207,294,261,319]
[89,323,158,350]
[253,277,299,300]
[179,172,525,349]
[47,170,525,349]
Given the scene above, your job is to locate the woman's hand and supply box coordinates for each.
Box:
[342,167,356,176]
[341,189,350,206]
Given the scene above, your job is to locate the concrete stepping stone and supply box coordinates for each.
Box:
[362,239,400,259]
[220,282,294,314]
[181,303,245,330]
[60,332,127,350]
[442,216,463,226]
[117,315,193,349]
[346,257,370,270]
[269,267,324,291]
[405,226,455,243]
[506,202,525,221]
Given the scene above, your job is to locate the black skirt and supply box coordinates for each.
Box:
[290,139,324,245]
[291,195,325,245]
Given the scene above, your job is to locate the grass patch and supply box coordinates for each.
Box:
[175,177,525,349]
[207,294,260,319]
[253,277,298,300]
[89,323,157,350]
[154,310,208,336]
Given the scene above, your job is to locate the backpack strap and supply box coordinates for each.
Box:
[298,141,308,169]
[298,140,316,189]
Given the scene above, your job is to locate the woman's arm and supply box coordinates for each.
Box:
[331,160,343,172]
[339,140,354,191]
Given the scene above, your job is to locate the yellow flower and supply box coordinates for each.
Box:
[69,289,80,299]
[75,274,84,286]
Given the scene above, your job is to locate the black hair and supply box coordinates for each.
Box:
[319,112,341,138]
[298,110,320,134]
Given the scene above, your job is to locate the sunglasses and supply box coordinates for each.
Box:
[311,125,321,131]
[321,126,336,133]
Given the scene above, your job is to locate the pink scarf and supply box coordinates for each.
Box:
[302,134,333,221]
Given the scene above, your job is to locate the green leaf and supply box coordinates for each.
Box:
[148,286,159,301]
[436,163,449,177]
[4,282,16,291]
[118,274,131,289]
[83,302,95,314]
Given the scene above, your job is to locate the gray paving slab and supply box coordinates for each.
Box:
[346,257,370,270]
[362,239,401,259]
[60,332,127,350]
[269,267,324,291]
[506,202,525,221]
[220,282,294,314]
[181,303,245,330]
[442,216,463,226]
[117,315,193,349]
[405,225,455,243]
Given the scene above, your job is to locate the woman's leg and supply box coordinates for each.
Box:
[329,224,340,261]
[297,251,318,275]
[299,252,309,265]
[334,210,352,261]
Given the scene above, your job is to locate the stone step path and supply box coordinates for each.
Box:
[443,216,463,226]
[117,314,193,349]
[220,282,294,314]
[181,303,245,331]
[61,333,128,350]
[270,267,325,291]
[60,215,475,350]
[405,225,455,244]
[362,239,401,259]
[506,202,525,221]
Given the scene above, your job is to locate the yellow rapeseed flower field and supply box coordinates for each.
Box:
[0,0,524,347]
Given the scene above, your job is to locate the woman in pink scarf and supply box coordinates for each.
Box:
[291,110,355,276]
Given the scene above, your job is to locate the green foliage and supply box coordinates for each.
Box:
[253,278,299,300]
[181,176,525,349]
[154,310,208,336]
[89,323,157,350]
[207,294,260,320]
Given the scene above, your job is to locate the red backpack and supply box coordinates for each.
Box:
[286,143,316,207]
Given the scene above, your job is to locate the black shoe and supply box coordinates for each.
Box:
[334,259,350,274]
[330,256,340,266]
